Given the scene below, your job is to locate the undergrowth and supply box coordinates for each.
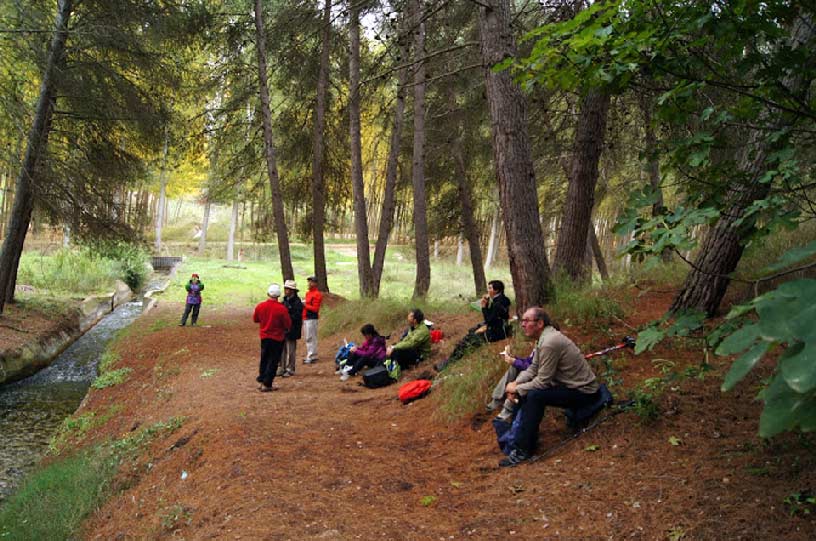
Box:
[1,417,183,540]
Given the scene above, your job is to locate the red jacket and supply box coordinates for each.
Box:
[303,288,323,320]
[253,299,291,341]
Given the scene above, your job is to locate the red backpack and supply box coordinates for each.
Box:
[430,329,443,343]
[398,379,432,404]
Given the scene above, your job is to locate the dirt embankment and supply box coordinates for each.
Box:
[46,292,816,540]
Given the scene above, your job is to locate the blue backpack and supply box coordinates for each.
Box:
[334,342,355,369]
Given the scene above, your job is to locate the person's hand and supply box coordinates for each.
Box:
[499,345,513,364]
[475,324,487,334]
[349,346,357,353]
[505,381,517,395]
[386,346,393,357]
[480,295,489,308]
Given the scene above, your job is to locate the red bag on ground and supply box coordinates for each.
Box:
[398,379,432,404]
[430,329,443,343]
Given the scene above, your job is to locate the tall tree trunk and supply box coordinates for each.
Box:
[0,0,72,313]
[485,204,499,269]
[410,0,430,298]
[553,90,610,282]
[310,0,331,291]
[588,223,609,281]
[640,93,671,263]
[371,31,410,296]
[154,126,169,253]
[450,88,487,295]
[478,0,554,312]
[254,0,294,281]
[456,234,464,265]
[348,3,374,296]
[227,197,240,261]
[671,14,814,316]
[198,196,211,256]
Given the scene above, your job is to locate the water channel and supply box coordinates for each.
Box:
[0,275,168,502]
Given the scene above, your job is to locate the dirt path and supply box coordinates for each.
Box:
[76,299,814,540]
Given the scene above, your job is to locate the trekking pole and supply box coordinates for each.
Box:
[583,336,636,360]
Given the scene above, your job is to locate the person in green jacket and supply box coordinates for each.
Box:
[387,308,431,370]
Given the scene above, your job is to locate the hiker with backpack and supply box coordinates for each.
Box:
[339,324,386,381]
[497,307,602,467]
[387,308,431,370]
[435,280,511,371]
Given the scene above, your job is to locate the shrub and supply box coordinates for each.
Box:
[85,240,150,291]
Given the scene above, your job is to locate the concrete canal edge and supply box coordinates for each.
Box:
[0,281,133,386]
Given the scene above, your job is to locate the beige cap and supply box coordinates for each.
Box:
[283,279,298,291]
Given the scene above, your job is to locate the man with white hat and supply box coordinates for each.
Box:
[252,284,292,392]
[280,279,303,377]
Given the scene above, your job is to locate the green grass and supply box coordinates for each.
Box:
[430,347,510,423]
[1,418,184,539]
[550,278,626,328]
[91,368,133,389]
[166,246,513,307]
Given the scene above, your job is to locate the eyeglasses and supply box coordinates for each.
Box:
[520,318,541,323]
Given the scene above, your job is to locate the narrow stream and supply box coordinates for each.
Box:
[0,276,167,502]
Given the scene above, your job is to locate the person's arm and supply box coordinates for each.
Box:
[198,282,204,291]
[515,344,558,395]
[512,353,533,370]
[252,305,260,323]
[185,282,191,293]
[392,325,428,351]
[283,310,292,332]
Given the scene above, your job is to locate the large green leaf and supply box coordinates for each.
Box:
[715,323,761,355]
[721,340,771,391]
[779,342,816,394]
[635,325,665,354]
[759,376,802,438]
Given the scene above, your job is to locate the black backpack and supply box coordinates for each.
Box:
[362,365,393,388]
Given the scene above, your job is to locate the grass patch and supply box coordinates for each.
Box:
[430,347,509,423]
[2,418,184,539]
[48,406,123,455]
[319,297,468,340]
[551,278,625,328]
[91,368,133,389]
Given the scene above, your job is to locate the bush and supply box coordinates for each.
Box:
[85,240,150,291]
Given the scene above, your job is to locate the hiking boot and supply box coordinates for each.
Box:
[340,373,350,382]
[499,449,530,468]
[303,359,316,364]
[334,368,343,375]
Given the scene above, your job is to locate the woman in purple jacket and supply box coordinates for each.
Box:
[487,346,534,413]
[340,324,386,381]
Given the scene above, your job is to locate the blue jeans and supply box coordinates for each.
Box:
[514,386,600,454]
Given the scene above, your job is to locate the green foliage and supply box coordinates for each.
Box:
[551,279,625,327]
[715,278,816,438]
[783,491,816,517]
[0,448,118,540]
[85,241,150,291]
[18,249,119,295]
[91,368,133,389]
[431,349,507,423]
[2,417,184,539]
[634,310,706,355]
[97,350,120,374]
[319,298,450,339]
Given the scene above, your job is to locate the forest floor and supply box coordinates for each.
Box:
[26,289,816,539]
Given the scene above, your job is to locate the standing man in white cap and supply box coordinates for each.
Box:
[280,279,303,377]
[252,284,291,392]
[302,275,323,364]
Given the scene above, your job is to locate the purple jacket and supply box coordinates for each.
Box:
[512,353,534,371]
[354,335,386,361]
[185,281,204,305]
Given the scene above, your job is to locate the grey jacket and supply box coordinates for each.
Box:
[514,326,599,396]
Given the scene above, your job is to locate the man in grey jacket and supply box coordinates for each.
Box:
[499,306,601,467]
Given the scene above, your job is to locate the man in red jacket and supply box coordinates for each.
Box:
[302,276,323,364]
[253,284,292,392]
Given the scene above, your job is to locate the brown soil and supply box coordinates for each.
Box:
[0,302,77,353]
[58,290,815,540]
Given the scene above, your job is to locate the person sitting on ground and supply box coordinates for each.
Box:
[387,308,431,370]
[498,306,601,467]
[436,280,511,371]
[486,345,534,411]
[179,273,204,327]
[339,324,387,381]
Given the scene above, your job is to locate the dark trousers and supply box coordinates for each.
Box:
[514,386,600,454]
[347,351,382,376]
[390,348,420,370]
[259,338,284,387]
[447,329,488,364]
[180,303,200,325]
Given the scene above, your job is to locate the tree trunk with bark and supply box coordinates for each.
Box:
[671,14,814,316]
[254,0,294,281]
[478,0,554,312]
[371,30,410,297]
[588,223,609,281]
[154,127,169,253]
[310,0,331,291]
[227,197,240,261]
[450,88,487,296]
[197,196,211,256]
[554,89,610,282]
[348,4,375,296]
[410,0,430,298]
[0,0,72,313]
[485,204,499,269]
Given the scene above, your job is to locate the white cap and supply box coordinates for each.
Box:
[267,284,281,297]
